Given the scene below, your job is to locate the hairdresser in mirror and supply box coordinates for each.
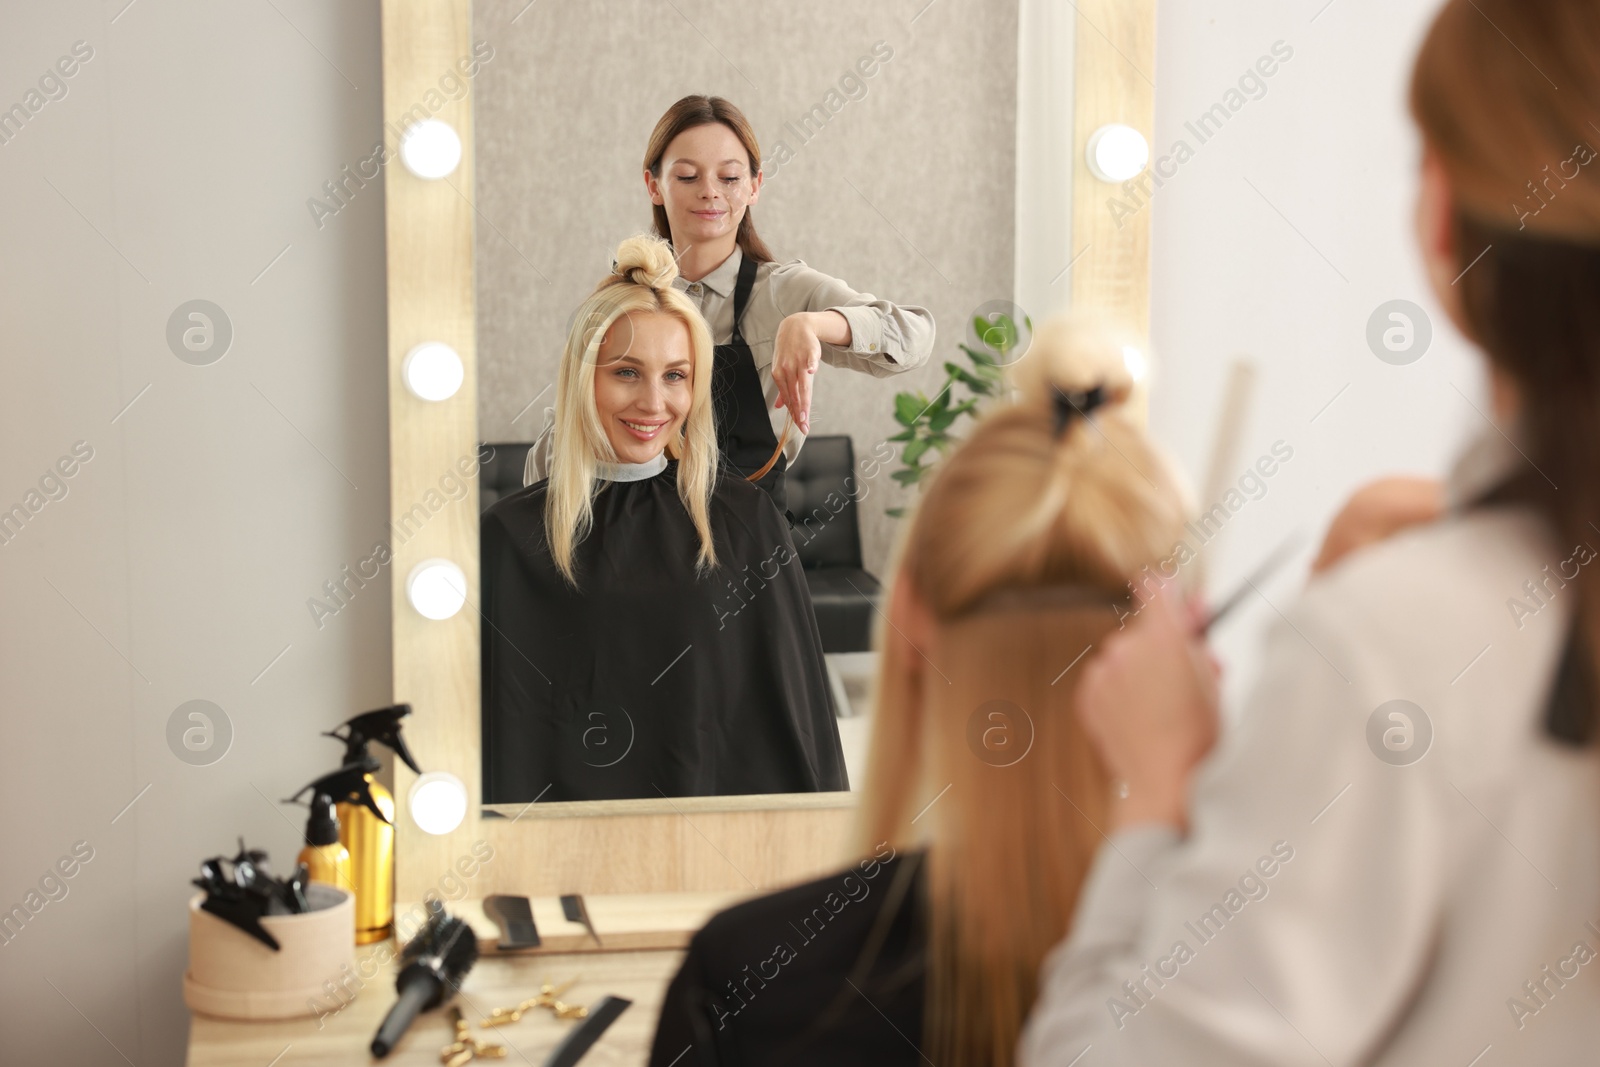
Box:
[526,94,936,515]
[481,235,847,803]
[1022,2,1600,1063]
[648,320,1189,1067]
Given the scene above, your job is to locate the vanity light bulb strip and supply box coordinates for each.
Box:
[409,772,469,835]
[399,118,462,180]
[1086,123,1149,184]
[407,558,468,621]
[402,341,465,401]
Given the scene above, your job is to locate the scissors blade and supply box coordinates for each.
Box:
[1199,529,1307,635]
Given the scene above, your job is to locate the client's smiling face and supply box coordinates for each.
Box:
[593,310,693,464]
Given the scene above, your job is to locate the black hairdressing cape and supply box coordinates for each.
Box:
[648,850,927,1067]
[481,460,848,803]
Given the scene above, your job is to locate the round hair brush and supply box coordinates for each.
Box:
[371,899,480,1058]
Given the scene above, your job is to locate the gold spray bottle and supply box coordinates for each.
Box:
[296,793,353,889]
[323,705,421,945]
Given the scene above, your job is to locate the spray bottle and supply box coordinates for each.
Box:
[324,705,422,945]
[296,793,353,890]
[285,760,387,947]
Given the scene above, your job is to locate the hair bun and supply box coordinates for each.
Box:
[612,234,679,290]
[1011,315,1136,422]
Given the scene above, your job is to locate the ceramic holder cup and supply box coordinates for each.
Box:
[183,883,357,1020]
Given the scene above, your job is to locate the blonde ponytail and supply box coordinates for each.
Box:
[854,313,1190,1067]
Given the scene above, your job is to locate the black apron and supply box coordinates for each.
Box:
[711,254,788,516]
[1469,471,1597,745]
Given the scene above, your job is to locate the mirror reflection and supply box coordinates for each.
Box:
[472,1,1040,803]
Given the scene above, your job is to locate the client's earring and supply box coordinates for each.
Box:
[1114,780,1131,800]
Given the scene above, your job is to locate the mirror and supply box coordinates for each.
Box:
[468,0,1080,808]
[381,0,1147,898]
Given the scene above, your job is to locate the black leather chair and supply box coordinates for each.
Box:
[477,436,882,653]
[479,442,534,512]
[785,435,882,654]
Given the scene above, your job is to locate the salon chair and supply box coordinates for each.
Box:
[478,442,535,511]
[785,434,882,655]
[477,437,882,653]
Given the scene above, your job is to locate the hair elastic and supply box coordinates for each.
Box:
[1051,383,1109,439]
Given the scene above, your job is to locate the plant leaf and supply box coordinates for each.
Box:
[962,344,999,367]
[974,313,1018,352]
[893,393,924,427]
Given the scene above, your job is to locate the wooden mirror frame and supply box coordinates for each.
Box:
[382,0,1154,904]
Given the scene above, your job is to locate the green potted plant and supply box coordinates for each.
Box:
[885,312,1029,517]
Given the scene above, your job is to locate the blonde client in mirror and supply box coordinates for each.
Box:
[526,94,936,516]
[480,235,848,803]
[647,318,1190,1067]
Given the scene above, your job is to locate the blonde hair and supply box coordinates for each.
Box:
[855,315,1190,1067]
[544,235,719,585]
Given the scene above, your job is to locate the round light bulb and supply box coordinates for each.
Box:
[402,342,464,401]
[1122,344,1148,382]
[1086,124,1150,183]
[399,119,462,180]
[408,771,468,835]
[406,559,467,620]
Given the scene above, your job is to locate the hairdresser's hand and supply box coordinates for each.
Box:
[773,311,849,435]
[1312,476,1445,575]
[1077,580,1220,834]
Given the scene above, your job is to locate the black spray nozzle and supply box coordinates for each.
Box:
[286,760,391,826]
[325,703,422,775]
[305,793,341,847]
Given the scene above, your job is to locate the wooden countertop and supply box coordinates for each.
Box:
[185,891,759,1066]
[187,943,686,1067]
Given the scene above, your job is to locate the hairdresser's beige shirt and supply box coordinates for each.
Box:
[1021,422,1600,1067]
[522,249,935,484]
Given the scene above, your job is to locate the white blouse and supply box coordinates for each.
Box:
[522,248,935,485]
[1021,422,1600,1066]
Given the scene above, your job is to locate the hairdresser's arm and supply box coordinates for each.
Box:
[1019,584,1447,1067]
[766,259,936,378]
[1312,476,1445,574]
[771,309,850,435]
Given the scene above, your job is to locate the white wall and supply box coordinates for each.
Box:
[1145,0,1485,705]
[0,2,392,1063]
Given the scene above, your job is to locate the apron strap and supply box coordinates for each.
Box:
[726,252,793,485]
[730,252,759,344]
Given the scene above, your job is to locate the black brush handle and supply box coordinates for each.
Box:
[370,975,438,1058]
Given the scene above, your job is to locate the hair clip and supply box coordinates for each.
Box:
[1051,383,1108,439]
[191,839,311,951]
